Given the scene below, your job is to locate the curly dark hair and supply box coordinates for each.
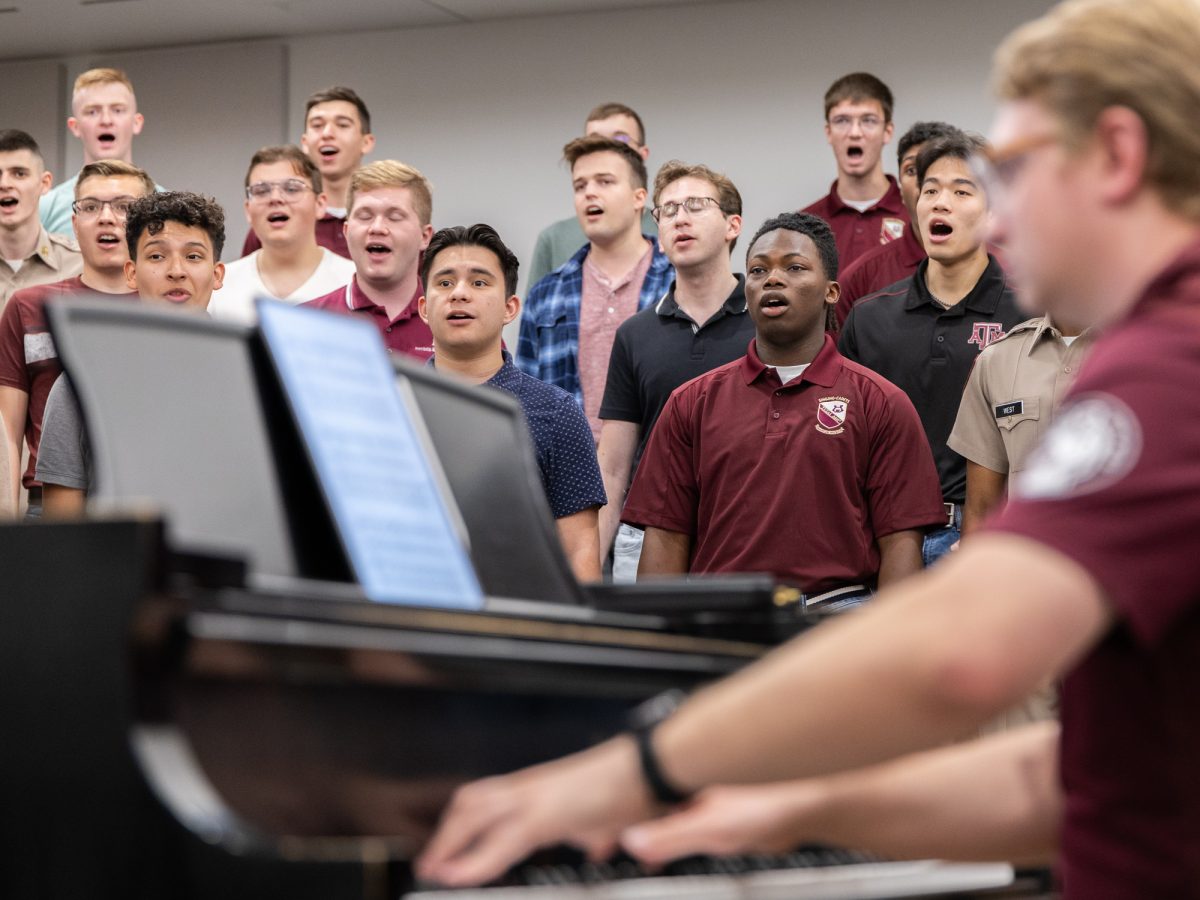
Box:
[746,212,840,333]
[125,191,225,261]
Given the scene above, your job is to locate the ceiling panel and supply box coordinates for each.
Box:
[0,0,735,61]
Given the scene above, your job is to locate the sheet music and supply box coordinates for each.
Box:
[257,299,483,610]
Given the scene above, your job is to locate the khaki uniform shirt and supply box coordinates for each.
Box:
[949,315,1097,475]
[0,228,82,309]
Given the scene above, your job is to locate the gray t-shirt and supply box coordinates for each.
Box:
[35,375,90,491]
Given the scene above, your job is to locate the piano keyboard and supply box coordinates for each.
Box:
[406,851,1016,899]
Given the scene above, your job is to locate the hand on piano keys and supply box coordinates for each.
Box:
[417,735,656,887]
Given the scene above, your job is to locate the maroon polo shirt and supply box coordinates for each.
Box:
[802,175,908,272]
[987,237,1200,899]
[240,212,350,259]
[622,335,944,592]
[0,275,137,488]
[302,276,434,360]
[835,223,924,327]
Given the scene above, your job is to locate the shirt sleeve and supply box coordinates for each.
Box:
[620,387,698,535]
[543,393,606,518]
[947,351,1010,473]
[515,287,542,378]
[864,382,947,536]
[0,292,31,392]
[987,322,1200,647]
[597,323,641,423]
[34,376,90,491]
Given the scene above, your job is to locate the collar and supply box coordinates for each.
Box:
[907,254,1008,315]
[319,212,346,224]
[562,233,662,277]
[740,333,843,388]
[826,175,905,216]
[484,350,522,392]
[345,275,421,322]
[655,274,747,321]
[1028,315,1097,353]
[1129,233,1200,318]
[32,227,68,269]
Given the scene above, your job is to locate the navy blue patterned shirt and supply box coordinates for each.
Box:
[432,352,607,519]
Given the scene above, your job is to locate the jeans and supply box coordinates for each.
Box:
[922,506,962,568]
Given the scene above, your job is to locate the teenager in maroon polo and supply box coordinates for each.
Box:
[303,160,434,360]
[622,212,943,592]
[802,73,908,270]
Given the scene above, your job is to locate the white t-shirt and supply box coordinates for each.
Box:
[207,247,355,324]
[773,363,810,384]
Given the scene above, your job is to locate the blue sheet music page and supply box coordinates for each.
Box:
[256,299,483,610]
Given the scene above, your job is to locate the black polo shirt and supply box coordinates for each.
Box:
[837,255,1025,505]
[599,274,754,469]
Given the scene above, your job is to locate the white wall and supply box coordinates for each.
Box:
[4,0,1053,286]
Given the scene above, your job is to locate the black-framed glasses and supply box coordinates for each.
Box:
[71,196,136,218]
[652,196,722,222]
[245,178,313,201]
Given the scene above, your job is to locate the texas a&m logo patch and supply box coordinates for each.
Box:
[816,396,850,435]
[968,322,1005,350]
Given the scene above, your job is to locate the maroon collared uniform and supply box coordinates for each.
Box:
[0,276,136,488]
[241,212,350,259]
[987,238,1200,899]
[802,176,908,271]
[622,335,944,592]
[303,277,433,360]
[835,224,925,327]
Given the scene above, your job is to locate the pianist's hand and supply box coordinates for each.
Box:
[417,735,659,887]
[622,782,824,865]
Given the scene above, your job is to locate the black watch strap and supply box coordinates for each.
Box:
[632,722,691,806]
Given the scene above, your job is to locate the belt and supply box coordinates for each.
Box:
[944,502,959,528]
[773,583,872,612]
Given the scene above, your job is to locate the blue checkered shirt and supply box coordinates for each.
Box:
[516,237,674,406]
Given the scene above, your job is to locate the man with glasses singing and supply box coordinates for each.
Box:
[595,161,754,579]
[803,72,907,270]
[0,159,147,516]
[209,145,353,324]
[417,3,1200,895]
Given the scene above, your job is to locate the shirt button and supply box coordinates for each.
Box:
[386,326,393,332]
[1064,366,1071,373]
[772,411,781,419]
[936,335,945,342]
[608,307,615,314]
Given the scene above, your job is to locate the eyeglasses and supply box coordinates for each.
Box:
[969,132,1060,206]
[71,196,136,218]
[828,114,885,134]
[652,196,722,222]
[245,178,313,201]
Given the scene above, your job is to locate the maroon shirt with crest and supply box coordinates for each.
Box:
[622,335,944,591]
[802,175,908,272]
[987,238,1200,899]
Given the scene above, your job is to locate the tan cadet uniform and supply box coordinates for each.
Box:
[949,315,1097,731]
[949,315,1097,478]
[0,228,82,309]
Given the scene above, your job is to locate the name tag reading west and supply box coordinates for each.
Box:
[995,400,1024,419]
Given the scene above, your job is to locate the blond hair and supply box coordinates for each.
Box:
[75,160,155,198]
[994,0,1200,220]
[73,67,135,97]
[347,160,432,226]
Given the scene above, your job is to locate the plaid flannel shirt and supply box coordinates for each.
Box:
[516,237,674,406]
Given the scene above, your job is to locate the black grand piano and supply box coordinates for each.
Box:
[0,299,1039,899]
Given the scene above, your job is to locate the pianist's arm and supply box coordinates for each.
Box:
[418,533,1106,887]
[623,720,1062,867]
